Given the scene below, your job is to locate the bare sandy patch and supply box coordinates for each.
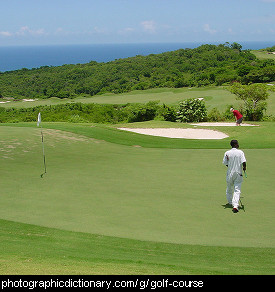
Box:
[38,129,103,145]
[118,128,229,139]
[42,129,90,142]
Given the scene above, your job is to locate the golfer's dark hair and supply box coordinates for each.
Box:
[230,140,239,147]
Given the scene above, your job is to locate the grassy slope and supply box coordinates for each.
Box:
[1,219,273,275]
[0,123,274,274]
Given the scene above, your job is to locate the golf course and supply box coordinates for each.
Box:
[0,84,274,275]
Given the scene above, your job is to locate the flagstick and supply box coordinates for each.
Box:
[40,127,47,177]
[37,112,47,178]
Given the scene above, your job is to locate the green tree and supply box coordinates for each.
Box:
[230,42,242,52]
[229,83,269,121]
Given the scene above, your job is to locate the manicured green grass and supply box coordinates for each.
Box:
[0,123,274,274]
[251,50,275,61]
[1,219,273,275]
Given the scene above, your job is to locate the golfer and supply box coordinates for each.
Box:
[230,108,243,126]
[223,140,247,213]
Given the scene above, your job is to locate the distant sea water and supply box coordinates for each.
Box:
[0,41,274,72]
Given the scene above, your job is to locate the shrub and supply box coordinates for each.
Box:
[68,114,88,123]
[0,101,177,124]
[207,107,223,122]
[262,114,275,121]
[156,104,177,122]
[242,100,267,121]
[126,101,159,123]
[176,98,207,123]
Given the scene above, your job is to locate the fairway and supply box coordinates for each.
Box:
[0,123,274,274]
[2,86,275,115]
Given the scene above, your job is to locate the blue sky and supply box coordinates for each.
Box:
[0,0,274,46]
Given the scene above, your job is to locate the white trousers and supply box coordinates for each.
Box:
[226,172,243,209]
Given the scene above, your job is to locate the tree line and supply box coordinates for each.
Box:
[0,43,274,100]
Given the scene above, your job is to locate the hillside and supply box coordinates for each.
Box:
[0,43,274,100]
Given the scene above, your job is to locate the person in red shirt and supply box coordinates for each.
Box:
[230,108,243,126]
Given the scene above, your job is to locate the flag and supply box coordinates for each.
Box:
[37,112,41,127]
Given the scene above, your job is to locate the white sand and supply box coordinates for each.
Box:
[22,99,35,102]
[118,128,229,139]
[190,122,258,127]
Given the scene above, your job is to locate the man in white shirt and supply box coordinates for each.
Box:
[223,140,247,213]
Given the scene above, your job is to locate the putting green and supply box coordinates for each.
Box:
[1,125,274,248]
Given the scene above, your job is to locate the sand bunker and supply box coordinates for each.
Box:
[118,128,229,139]
[190,122,258,126]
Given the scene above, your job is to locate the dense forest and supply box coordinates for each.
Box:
[0,43,274,99]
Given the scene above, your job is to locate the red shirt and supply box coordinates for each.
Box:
[233,110,243,120]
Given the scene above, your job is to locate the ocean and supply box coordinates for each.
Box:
[0,41,274,72]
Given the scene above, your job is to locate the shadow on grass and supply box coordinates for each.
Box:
[222,197,245,212]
